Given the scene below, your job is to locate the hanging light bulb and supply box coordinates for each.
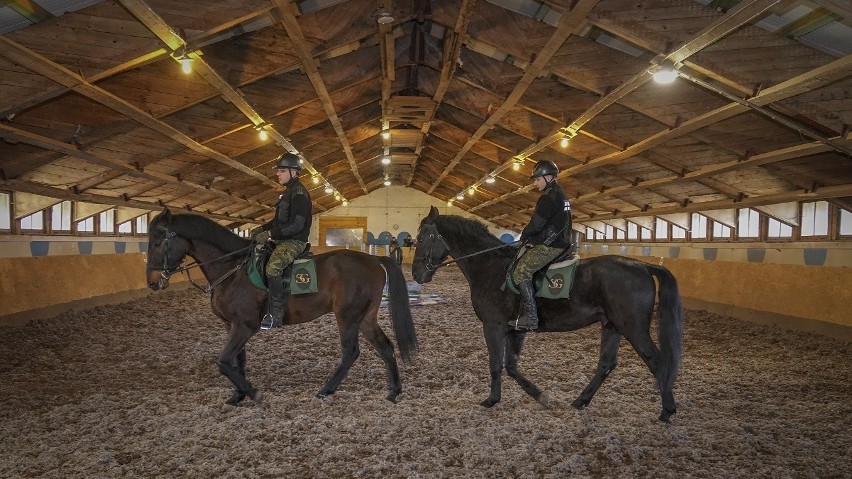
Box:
[177,49,194,74]
[381,156,391,165]
[560,136,569,148]
[312,176,320,185]
[456,193,464,200]
[324,184,333,194]
[383,178,391,186]
[343,200,349,206]
[485,176,496,184]
[512,159,522,171]
[334,193,341,201]
[468,187,475,196]
[381,129,390,140]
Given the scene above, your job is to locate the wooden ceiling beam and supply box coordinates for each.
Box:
[406,0,478,186]
[426,0,600,195]
[0,123,274,215]
[273,0,368,194]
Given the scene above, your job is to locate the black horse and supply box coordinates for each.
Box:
[412,207,683,422]
[145,209,418,407]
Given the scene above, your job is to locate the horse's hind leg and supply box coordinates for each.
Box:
[360,315,402,402]
[573,325,621,410]
[504,331,546,405]
[624,331,677,422]
[217,325,259,407]
[316,318,361,399]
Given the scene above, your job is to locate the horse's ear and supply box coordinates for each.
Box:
[427,205,440,220]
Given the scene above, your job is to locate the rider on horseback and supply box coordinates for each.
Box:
[253,153,312,330]
[510,160,572,331]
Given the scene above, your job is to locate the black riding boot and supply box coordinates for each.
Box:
[511,280,539,330]
[261,275,287,330]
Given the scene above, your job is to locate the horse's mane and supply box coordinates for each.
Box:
[435,215,517,259]
[162,213,251,254]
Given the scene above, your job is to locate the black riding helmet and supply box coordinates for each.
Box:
[273,152,302,171]
[530,160,559,179]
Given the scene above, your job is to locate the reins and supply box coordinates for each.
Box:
[422,223,522,271]
[157,235,253,294]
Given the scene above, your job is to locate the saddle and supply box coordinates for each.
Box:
[505,249,579,300]
[247,241,313,290]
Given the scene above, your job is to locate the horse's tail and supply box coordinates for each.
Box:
[377,256,418,361]
[647,264,683,393]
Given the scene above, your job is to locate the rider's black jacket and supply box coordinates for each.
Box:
[520,180,572,249]
[261,177,312,242]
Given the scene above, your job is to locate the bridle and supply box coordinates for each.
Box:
[146,230,183,281]
[147,227,252,293]
[417,222,521,271]
[417,223,452,272]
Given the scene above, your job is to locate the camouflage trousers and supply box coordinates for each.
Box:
[511,244,565,285]
[266,239,307,278]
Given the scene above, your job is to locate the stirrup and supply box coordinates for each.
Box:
[260,313,275,330]
[509,315,538,331]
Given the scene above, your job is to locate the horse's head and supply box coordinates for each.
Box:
[146,209,189,290]
[412,206,451,284]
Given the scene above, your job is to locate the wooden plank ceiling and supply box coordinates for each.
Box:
[0,0,850,230]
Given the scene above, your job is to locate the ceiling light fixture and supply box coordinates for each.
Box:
[456,193,464,200]
[384,179,391,186]
[334,193,341,201]
[381,129,390,140]
[256,123,269,141]
[468,187,475,196]
[375,8,394,24]
[485,176,496,184]
[653,66,678,84]
[343,200,349,206]
[447,200,453,207]
[560,136,569,148]
[312,176,320,184]
[512,159,523,171]
[177,48,194,74]
[381,156,391,165]
[324,184,333,194]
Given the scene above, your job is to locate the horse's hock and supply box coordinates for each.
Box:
[0,267,849,477]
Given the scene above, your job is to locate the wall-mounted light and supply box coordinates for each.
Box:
[485,176,496,184]
[381,156,391,165]
[381,129,390,140]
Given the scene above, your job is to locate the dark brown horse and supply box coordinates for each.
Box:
[412,207,682,422]
[145,209,417,407]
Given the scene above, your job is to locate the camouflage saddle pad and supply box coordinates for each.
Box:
[505,255,579,300]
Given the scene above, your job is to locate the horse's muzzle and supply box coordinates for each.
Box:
[146,270,170,290]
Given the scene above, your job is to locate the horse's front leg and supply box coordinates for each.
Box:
[480,324,507,407]
[217,325,261,409]
[505,330,547,406]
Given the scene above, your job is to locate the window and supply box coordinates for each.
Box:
[672,225,686,239]
[655,219,668,240]
[100,209,114,233]
[604,224,614,241]
[639,227,651,241]
[51,201,71,232]
[841,209,852,236]
[118,221,132,234]
[627,222,638,240]
[20,211,44,232]
[135,216,148,234]
[691,213,707,240]
[767,218,792,238]
[78,216,94,233]
[0,192,9,230]
[586,226,596,240]
[712,222,731,240]
[615,228,625,240]
[737,208,759,238]
[801,201,829,237]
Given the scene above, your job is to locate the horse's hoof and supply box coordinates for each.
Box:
[316,392,334,404]
[537,392,551,408]
[221,403,237,413]
[479,398,499,408]
[659,408,676,423]
[386,391,401,403]
[571,398,588,410]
